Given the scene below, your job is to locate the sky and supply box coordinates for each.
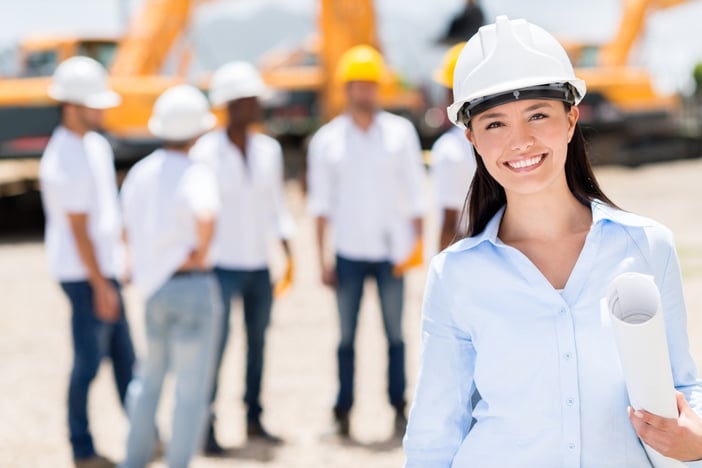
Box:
[1,0,701,95]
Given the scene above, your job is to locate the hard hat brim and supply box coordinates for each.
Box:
[448,77,586,128]
[148,113,217,141]
[47,87,121,109]
[209,85,271,108]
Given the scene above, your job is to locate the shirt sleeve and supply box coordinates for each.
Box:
[183,163,220,216]
[404,255,475,467]
[57,156,92,213]
[272,144,295,240]
[399,123,426,218]
[306,130,333,217]
[652,229,702,467]
[652,229,702,407]
[432,139,475,211]
[119,169,135,228]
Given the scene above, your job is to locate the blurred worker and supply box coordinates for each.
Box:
[120,84,221,468]
[191,61,294,451]
[431,42,477,250]
[39,56,135,468]
[440,0,485,44]
[307,45,425,438]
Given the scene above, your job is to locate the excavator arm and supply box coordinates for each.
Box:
[110,0,200,76]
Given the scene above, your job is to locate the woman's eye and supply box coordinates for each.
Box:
[485,121,503,129]
[530,113,548,121]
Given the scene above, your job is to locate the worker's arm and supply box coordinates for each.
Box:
[412,216,423,238]
[179,213,216,271]
[439,208,460,251]
[67,213,120,322]
[316,216,336,287]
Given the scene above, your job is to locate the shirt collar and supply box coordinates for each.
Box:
[449,199,655,253]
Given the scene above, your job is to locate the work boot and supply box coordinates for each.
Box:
[333,408,351,438]
[393,403,408,439]
[247,418,283,445]
[73,454,115,468]
[203,423,226,456]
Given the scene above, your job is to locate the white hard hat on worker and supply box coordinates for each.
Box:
[208,61,268,108]
[48,56,121,109]
[448,15,586,129]
[148,84,216,141]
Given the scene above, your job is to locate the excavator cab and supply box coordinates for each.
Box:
[19,36,119,77]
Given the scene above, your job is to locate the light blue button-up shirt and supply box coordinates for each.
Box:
[404,201,702,468]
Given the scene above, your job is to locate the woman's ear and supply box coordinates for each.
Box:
[465,127,477,150]
[566,105,579,143]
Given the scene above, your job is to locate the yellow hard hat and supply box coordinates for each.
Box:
[336,44,385,83]
[433,42,466,88]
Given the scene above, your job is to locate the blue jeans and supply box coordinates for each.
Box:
[334,255,406,413]
[211,267,273,422]
[122,272,221,468]
[60,279,135,460]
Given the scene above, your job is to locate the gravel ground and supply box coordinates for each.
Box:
[1,158,701,468]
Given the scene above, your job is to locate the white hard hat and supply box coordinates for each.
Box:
[48,56,121,109]
[448,16,586,128]
[148,84,216,141]
[208,61,268,108]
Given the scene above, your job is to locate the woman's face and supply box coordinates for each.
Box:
[466,98,579,197]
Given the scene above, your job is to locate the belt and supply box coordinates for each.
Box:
[172,270,210,278]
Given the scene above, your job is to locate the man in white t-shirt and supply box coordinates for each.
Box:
[306,45,425,438]
[39,56,135,468]
[120,84,221,468]
[431,42,477,250]
[191,61,294,451]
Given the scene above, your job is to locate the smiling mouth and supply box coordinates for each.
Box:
[505,154,546,170]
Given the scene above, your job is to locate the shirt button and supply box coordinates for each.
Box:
[568,443,576,450]
[559,308,567,315]
[566,397,575,406]
[563,352,573,360]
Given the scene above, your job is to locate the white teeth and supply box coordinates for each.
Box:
[507,156,543,169]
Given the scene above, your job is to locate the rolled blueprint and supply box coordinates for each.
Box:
[606,272,684,468]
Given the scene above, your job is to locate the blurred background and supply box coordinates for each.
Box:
[1,2,701,467]
[1,0,702,172]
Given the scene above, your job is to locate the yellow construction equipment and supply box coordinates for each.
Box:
[0,0,199,162]
[561,0,702,165]
[0,0,429,162]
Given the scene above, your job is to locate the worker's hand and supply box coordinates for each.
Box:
[273,258,294,299]
[179,249,208,271]
[321,265,337,288]
[628,391,702,461]
[392,237,424,277]
[91,278,121,323]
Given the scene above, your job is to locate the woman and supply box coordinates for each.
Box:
[403,16,702,467]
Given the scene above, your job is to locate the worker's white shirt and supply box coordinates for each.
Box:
[431,125,476,217]
[307,112,425,262]
[39,126,123,281]
[121,149,219,299]
[191,130,294,270]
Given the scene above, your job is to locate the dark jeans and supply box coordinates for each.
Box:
[334,255,406,413]
[60,279,135,459]
[211,267,273,422]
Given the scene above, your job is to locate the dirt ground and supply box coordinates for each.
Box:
[1,158,701,468]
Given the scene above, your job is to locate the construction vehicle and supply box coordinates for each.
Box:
[0,0,431,165]
[0,0,202,163]
[561,0,702,165]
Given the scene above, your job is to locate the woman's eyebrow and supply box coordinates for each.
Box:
[475,102,554,122]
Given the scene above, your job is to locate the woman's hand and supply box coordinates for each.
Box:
[629,391,702,461]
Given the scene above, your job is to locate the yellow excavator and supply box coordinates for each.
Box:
[0,0,199,162]
[0,0,428,163]
[561,0,701,165]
